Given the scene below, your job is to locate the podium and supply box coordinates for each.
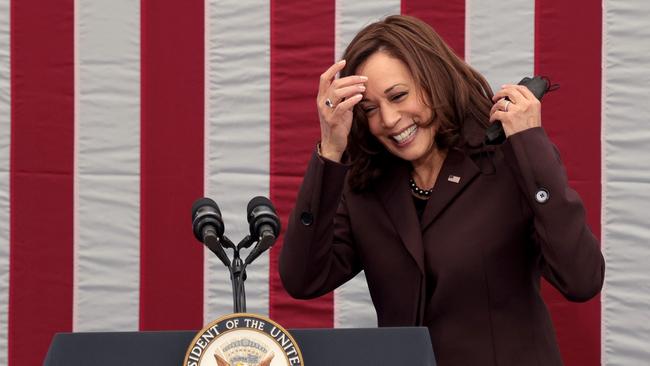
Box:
[44,327,436,366]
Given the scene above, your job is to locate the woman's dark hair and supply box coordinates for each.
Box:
[340,15,493,191]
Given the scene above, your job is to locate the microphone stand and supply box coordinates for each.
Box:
[220,235,254,313]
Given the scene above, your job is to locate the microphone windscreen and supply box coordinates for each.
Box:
[192,197,221,220]
[247,196,275,218]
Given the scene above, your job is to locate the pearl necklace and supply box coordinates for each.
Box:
[409,177,433,197]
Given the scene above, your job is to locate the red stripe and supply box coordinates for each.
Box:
[535,1,602,365]
[269,0,335,327]
[401,0,466,59]
[9,1,74,365]
[139,0,204,330]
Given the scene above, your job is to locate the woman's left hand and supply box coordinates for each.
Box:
[489,84,542,138]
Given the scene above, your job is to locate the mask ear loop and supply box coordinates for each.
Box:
[541,76,560,93]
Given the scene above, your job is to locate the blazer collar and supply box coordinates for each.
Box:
[374,149,481,274]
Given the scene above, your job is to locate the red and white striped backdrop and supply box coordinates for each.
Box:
[0,0,648,365]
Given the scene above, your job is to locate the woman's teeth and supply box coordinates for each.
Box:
[392,125,417,143]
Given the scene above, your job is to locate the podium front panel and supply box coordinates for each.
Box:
[44,327,436,366]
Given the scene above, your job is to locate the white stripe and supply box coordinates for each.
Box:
[335,0,399,61]
[73,0,140,331]
[603,0,650,364]
[332,0,400,328]
[466,0,534,91]
[0,0,10,361]
[204,0,271,321]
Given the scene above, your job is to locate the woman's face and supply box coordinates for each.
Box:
[357,51,436,163]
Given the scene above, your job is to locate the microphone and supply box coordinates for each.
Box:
[245,196,281,265]
[191,197,231,267]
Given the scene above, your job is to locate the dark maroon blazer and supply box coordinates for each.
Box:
[279,127,604,366]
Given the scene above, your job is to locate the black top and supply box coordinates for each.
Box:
[413,195,428,221]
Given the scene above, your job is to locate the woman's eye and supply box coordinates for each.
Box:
[362,106,377,114]
[391,92,407,101]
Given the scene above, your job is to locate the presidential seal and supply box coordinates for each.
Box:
[183,313,304,366]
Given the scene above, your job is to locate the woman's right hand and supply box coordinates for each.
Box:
[317,60,367,162]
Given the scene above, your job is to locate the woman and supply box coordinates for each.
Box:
[279,15,604,365]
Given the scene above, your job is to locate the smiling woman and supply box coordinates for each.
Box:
[279,14,604,366]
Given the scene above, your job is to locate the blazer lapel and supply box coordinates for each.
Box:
[375,162,425,274]
[420,149,481,231]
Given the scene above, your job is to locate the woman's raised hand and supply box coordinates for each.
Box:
[489,84,542,138]
[317,60,367,162]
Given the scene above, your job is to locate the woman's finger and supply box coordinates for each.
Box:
[318,60,347,96]
[332,84,366,101]
[513,84,540,102]
[330,75,368,90]
[320,78,367,112]
[492,85,526,104]
[490,98,512,116]
[489,110,507,124]
[332,93,363,116]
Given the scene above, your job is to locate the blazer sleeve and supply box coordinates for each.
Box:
[501,127,605,302]
[279,149,362,299]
